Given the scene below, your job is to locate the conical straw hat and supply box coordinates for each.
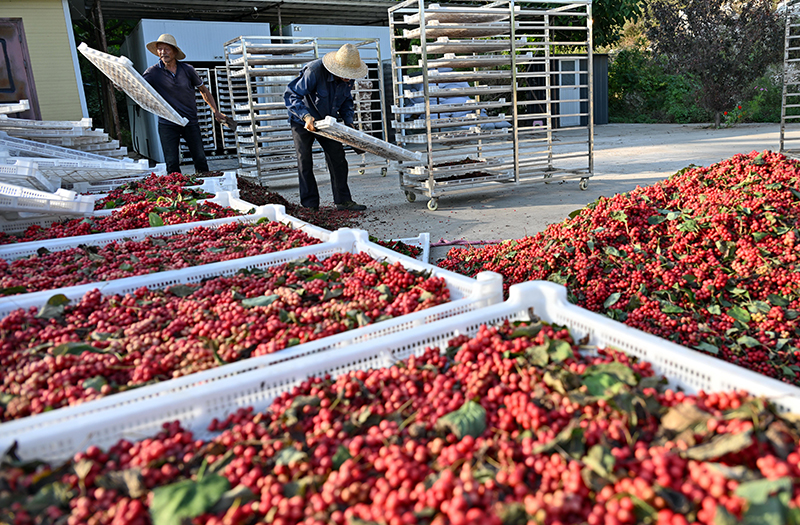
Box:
[322,44,368,79]
[146,34,186,61]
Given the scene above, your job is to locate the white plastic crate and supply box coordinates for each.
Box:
[0,159,61,192]
[0,231,503,462]
[387,232,431,264]
[3,279,797,464]
[0,156,152,184]
[0,203,331,260]
[0,115,94,129]
[77,43,189,127]
[0,131,127,162]
[0,182,94,216]
[0,100,29,115]
[313,116,423,163]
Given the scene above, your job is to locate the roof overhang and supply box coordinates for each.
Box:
[69,0,395,26]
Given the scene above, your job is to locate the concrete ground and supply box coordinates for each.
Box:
[196,123,782,263]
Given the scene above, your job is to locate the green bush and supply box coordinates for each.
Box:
[608,45,711,123]
[742,73,782,123]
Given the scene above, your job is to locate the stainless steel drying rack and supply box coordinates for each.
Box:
[388,0,594,211]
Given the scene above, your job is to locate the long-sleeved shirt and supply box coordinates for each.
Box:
[284,59,354,126]
[142,60,202,126]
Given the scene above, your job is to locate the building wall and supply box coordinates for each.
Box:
[1,0,85,120]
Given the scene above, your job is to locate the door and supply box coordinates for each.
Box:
[558,58,579,128]
[0,18,41,119]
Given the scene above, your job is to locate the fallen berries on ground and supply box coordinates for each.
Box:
[3,320,799,525]
[439,150,800,385]
[237,176,363,231]
[0,219,322,296]
[0,252,450,421]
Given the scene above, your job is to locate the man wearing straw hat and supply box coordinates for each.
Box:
[284,44,368,211]
[143,34,228,175]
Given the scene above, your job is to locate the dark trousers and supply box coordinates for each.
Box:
[290,120,351,208]
[158,122,209,175]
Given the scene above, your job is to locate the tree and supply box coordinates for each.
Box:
[645,0,783,127]
[592,0,643,48]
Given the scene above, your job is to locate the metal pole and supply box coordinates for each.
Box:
[510,0,520,182]
[782,6,792,153]
[587,1,594,177]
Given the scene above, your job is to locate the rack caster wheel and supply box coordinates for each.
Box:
[381,167,388,177]
[544,173,552,184]
[427,198,439,211]
[579,178,589,191]
[358,169,365,175]
[405,191,416,203]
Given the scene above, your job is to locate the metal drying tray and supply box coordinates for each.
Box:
[404,4,513,24]
[392,99,507,115]
[425,55,511,69]
[228,43,316,55]
[413,38,520,54]
[404,85,511,99]
[230,67,303,78]
[77,43,188,127]
[393,114,508,130]
[403,69,511,84]
[0,116,93,129]
[403,22,511,39]
[228,55,315,66]
[398,126,510,144]
[313,117,423,163]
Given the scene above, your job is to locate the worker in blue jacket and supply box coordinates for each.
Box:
[284,44,368,211]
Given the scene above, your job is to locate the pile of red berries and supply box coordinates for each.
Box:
[440,151,800,385]
[92,173,214,210]
[0,252,450,421]
[0,200,241,245]
[3,320,798,525]
[0,220,321,296]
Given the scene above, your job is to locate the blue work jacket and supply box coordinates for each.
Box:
[284,59,355,126]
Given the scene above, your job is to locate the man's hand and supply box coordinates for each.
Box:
[214,112,236,129]
[304,115,316,132]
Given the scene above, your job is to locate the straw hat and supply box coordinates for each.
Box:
[322,44,368,79]
[146,34,186,61]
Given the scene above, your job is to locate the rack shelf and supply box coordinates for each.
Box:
[388,0,594,210]
[224,35,389,182]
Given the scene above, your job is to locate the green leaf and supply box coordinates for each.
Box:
[583,444,616,478]
[583,373,626,398]
[648,215,667,225]
[36,294,70,320]
[119,263,134,272]
[568,208,584,219]
[82,376,107,391]
[526,344,550,367]
[735,477,792,505]
[168,284,199,298]
[0,285,27,296]
[435,400,486,439]
[549,339,574,362]
[332,445,352,470]
[694,341,720,355]
[274,448,308,466]
[604,292,621,308]
[737,335,761,348]
[241,294,280,308]
[683,429,753,461]
[661,304,685,314]
[149,474,229,525]
[768,294,790,307]
[727,306,751,323]
[610,210,628,223]
[322,287,344,301]
[584,362,637,386]
[707,304,722,315]
[509,322,543,339]
[148,212,164,227]
[604,246,621,257]
[26,482,75,514]
[51,342,103,356]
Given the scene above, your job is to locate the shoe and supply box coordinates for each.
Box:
[336,201,366,211]
[302,205,319,211]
